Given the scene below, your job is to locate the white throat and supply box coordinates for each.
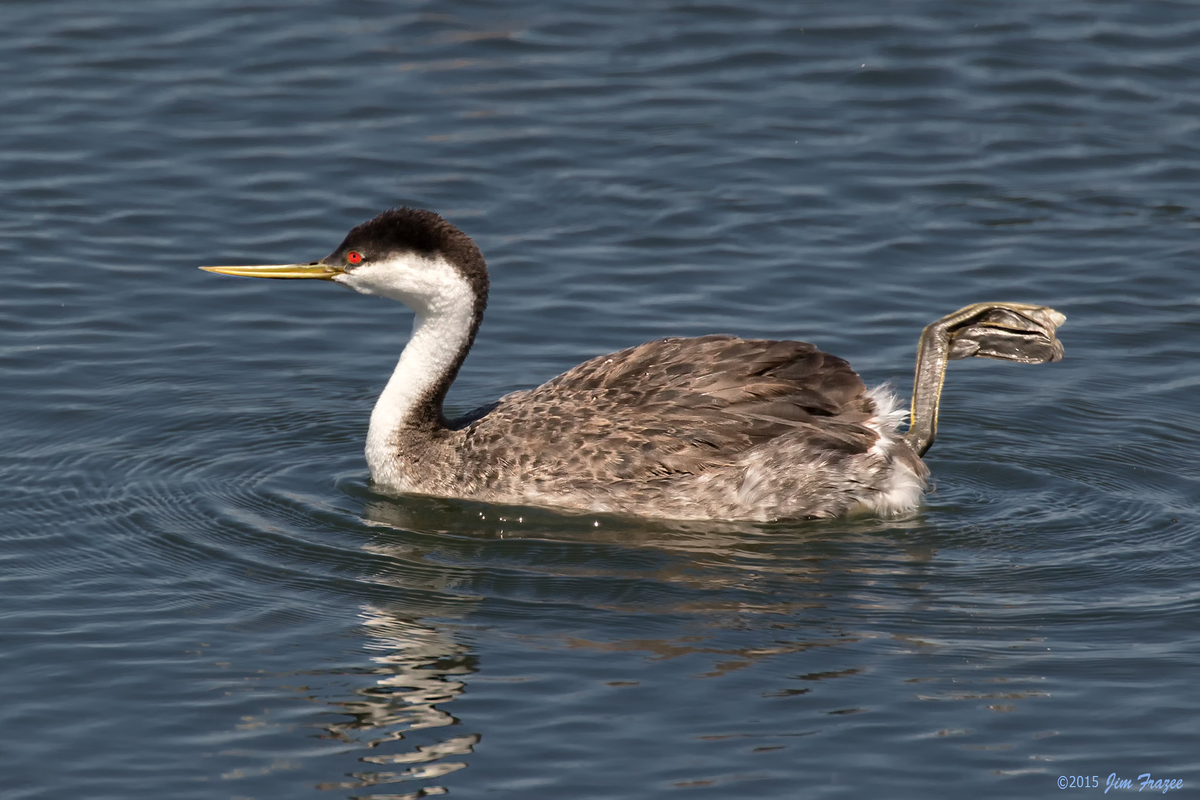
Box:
[342,253,478,489]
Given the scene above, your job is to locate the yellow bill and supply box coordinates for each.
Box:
[199,262,343,280]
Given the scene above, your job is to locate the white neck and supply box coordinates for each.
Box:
[348,256,479,490]
[365,304,476,488]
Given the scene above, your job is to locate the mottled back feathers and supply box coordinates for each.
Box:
[446,335,890,498]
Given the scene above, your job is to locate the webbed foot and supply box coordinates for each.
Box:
[946,303,1065,364]
[905,302,1066,457]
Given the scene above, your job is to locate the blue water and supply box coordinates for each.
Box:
[2,1,1198,797]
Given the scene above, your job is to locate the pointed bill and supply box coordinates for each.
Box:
[199,262,343,280]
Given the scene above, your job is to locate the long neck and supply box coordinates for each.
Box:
[365,295,482,487]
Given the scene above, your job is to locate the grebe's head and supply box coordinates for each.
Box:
[201,207,489,318]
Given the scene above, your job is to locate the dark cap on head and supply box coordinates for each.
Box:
[330,207,489,304]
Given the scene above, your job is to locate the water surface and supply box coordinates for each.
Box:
[2,1,1198,797]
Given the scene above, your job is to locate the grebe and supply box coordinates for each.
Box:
[202,207,1064,521]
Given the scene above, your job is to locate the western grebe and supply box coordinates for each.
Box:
[202,207,1064,521]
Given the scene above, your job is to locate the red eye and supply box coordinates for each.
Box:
[347,251,363,265]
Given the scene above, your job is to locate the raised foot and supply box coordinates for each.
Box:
[944,303,1066,364]
[904,302,1066,457]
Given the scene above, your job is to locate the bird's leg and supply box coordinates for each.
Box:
[904,302,1066,457]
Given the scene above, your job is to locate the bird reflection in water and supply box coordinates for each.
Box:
[315,607,479,797]
[313,494,945,796]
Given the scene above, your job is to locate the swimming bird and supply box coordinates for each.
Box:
[202,208,1064,521]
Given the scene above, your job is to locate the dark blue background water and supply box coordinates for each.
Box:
[2,1,1197,797]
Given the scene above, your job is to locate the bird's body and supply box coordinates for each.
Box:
[379,335,926,520]
[203,208,1064,522]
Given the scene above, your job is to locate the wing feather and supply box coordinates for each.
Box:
[460,335,881,482]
